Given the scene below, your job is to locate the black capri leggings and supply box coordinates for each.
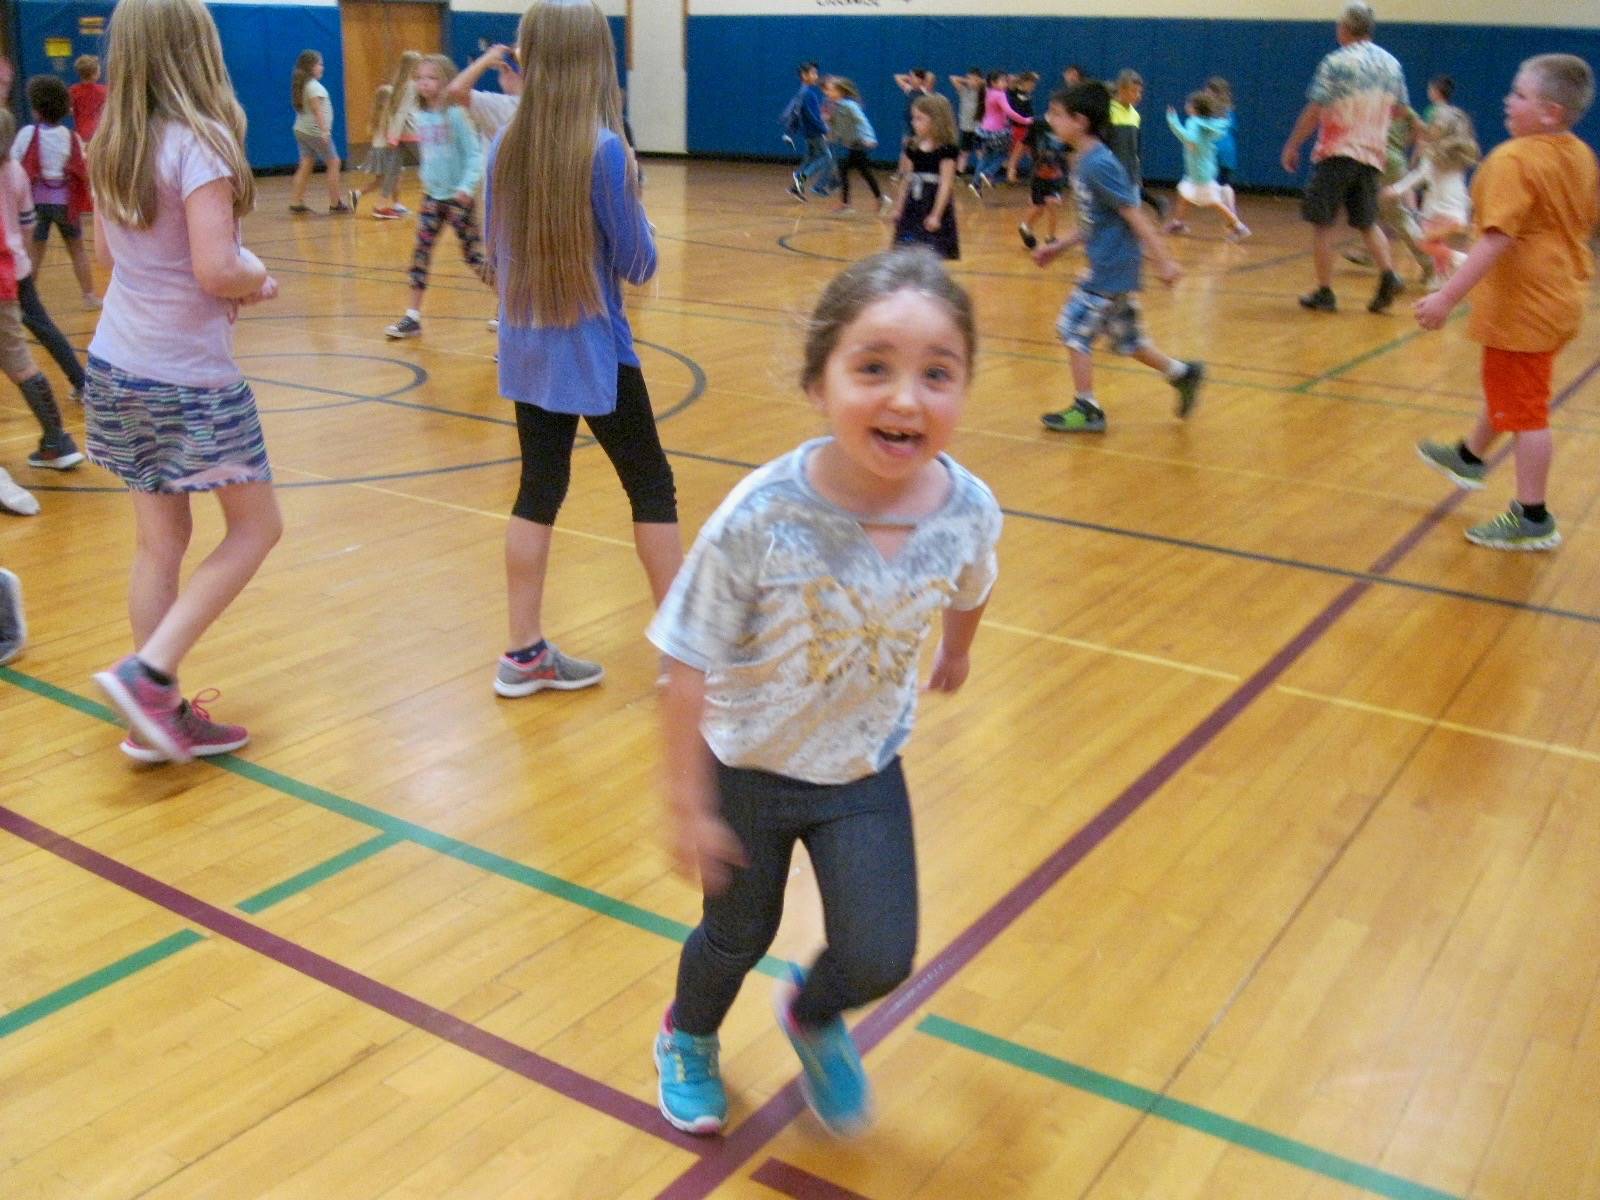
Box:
[512,363,678,526]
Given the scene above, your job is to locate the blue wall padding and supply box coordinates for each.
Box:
[14,0,348,169]
[10,3,625,170]
[687,15,1600,188]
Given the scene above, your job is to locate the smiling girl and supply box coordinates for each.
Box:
[647,247,1001,1138]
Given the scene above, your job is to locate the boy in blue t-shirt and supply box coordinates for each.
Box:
[1033,84,1204,433]
[785,61,835,200]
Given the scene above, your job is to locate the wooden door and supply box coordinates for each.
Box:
[339,0,442,154]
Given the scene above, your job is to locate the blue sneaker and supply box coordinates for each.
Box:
[774,969,872,1137]
[653,1016,727,1135]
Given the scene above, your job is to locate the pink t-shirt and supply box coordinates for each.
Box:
[89,122,244,388]
[0,159,34,280]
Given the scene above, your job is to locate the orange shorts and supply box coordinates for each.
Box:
[1482,346,1554,433]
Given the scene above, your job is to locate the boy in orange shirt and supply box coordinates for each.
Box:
[1414,54,1599,550]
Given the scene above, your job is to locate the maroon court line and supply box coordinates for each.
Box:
[655,352,1600,1200]
[0,804,713,1159]
[749,1157,876,1200]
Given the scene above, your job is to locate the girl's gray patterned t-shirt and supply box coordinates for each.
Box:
[649,439,1001,785]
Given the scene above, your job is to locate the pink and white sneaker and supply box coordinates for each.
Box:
[93,655,193,763]
[120,689,248,763]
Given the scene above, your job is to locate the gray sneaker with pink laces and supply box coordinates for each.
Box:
[120,689,248,763]
[94,655,194,763]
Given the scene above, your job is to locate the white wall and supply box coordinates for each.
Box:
[629,0,688,153]
[687,0,1600,30]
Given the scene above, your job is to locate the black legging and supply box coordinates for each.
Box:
[839,147,882,206]
[511,363,677,526]
[18,275,84,391]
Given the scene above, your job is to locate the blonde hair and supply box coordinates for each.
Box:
[1426,104,1480,173]
[291,49,320,114]
[492,0,630,328]
[414,53,454,112]
[369,83,395,140]
[388,50,422,97]
[827,76,860,101]
[90,0,254,228]
[0,109,15,149]
[74,55,100,82]
[911,92,958,149]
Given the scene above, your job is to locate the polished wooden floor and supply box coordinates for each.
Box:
[3,160,1599,1200]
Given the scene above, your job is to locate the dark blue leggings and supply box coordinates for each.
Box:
[18,275,83,391]
[671,757,918,1035]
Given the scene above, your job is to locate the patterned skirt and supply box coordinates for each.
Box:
[84,355,272,493]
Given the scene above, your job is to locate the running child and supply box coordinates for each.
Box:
[12,75,98,308]
[1035,83,1204,433]
[889,93,959,260]
[785,62,834,201]
[485,0,680,697]
[824,77,886,216]
[350,51,420,218]
[86,0,283,763]
[288,50,350,214]
[383,54,487,339]
[0,108,87,406]
[1004,70,1039,183]
[649,246,1001,1138]
[1018,115,1070,249]
[1413,54,1597,551]
[0,144,80,477]
[971,71,1030,190]
[1384,102,1479,286]
[1165,90,1249,239]
[1205,76,1239,215]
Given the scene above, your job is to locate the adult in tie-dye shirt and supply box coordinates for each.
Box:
[1282,3,1418,315]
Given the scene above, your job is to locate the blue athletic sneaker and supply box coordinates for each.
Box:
[653,1016,727,1135]
[774,969,872,1137]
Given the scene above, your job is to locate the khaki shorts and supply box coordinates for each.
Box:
[0,302,36,380]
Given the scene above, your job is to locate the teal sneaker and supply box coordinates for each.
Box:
[774,969,872,1137]
[653,1018,727,1135]
[1040,399,1107,434]
[1416,439,1486,490]
[1464,501,1560,552]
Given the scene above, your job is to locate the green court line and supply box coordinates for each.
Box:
[1,829,419,1038]
[918,1014,1461,1200]
[0,929,205,1039]
[236,832,403,914]
[0,666,789,978]
[1292,308,1468,394]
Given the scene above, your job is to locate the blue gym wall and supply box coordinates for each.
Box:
[686,14,1600,189]
[6,2,624,170]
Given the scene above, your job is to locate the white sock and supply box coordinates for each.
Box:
[1222,185,1236,212]
[1165,360,1188,382]
[405,309,421,322]
[1075,392,1100,411]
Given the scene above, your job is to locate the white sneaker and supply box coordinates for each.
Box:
[878,194,894,216]
[0,467,39,516]
[486,318,499,332]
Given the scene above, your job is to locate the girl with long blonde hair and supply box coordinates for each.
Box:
[86,0,283,764]
[484,0,679,699]
[381,53,486,338]
[350,51,419,218]
[1384,102,1481,286]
